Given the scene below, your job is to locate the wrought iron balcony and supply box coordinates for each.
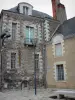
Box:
[24,38,37,47]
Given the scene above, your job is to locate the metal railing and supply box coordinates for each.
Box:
[24,38,37,46]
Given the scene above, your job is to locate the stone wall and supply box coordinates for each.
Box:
[0,11,44,88]
[0,10,59,88]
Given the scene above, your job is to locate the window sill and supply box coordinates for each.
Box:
[54,55,63,58]
[56,80,66,83]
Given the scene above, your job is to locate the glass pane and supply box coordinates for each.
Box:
[35,54,39,70]
[26,27,29,38]
[56,64,64,81]
[55,43,62,56]
[25,27,34,44]
[11,53,16,69]
[23,6,25,14]
[26,7,28,15]
[30,27,34,39]
[12,23,16,40]
[26,27,29,43]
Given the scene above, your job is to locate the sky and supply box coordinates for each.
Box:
[0,0,75,19]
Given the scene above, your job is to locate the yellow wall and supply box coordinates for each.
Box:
[46,37,75,89]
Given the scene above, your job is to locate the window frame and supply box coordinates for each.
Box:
[23,6,29,15]
[55,43,62,57]
[25,26,34,44]
[56,64,64,81]
[23,6,26,14]
[12,23,17,40]
[11,53,16,69]
[52,34,65,57]
[54,61,67,82]
[35,54,39,70]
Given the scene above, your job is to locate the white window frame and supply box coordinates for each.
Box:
[26,26,34,43]
[56,64,64,81]
[23,6,28,15]
[55,43,62,57]
[52,34,65,57]
[54,61,67,82]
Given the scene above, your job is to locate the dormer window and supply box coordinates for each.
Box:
[23,6,28,15]
[18,2,33,15]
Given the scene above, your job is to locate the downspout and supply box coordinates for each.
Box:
[0,11,3,91]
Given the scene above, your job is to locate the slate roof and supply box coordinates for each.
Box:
[8,5,52,19]
[56,17,75,37]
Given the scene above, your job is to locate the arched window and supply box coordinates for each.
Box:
[52,34,64,57]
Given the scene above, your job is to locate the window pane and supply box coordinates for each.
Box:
[12,23,16,40]
[26,27,34,44]
[30,27,34,39]
[35,54,39,70]
[26,7,28,15]
[55,43,62,56]
[23,6,25,14]
[26,27,29,43]
[11,53,16,69]
[23,6,28,15]
[56,64,64,81]
[26,27,29,38]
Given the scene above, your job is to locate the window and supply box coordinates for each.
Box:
[23,6,25,14]
[25,26,34,44]
[56,64,64,81]
[11,53,16,69]
[35,54,39,70]
[52,35,65,57]
[26,7,28,15]
[12,23,16,40]
[23,6,28,15]
[55,43,62,56]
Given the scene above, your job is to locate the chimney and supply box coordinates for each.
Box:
[51,0,60,19]
[51,0,67,23]
[57,3,67,23]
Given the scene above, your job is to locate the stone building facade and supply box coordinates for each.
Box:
[0,2,59,88]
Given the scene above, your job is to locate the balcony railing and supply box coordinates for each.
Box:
[24,38,37,46]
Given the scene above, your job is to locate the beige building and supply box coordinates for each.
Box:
[46,17,75,89]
